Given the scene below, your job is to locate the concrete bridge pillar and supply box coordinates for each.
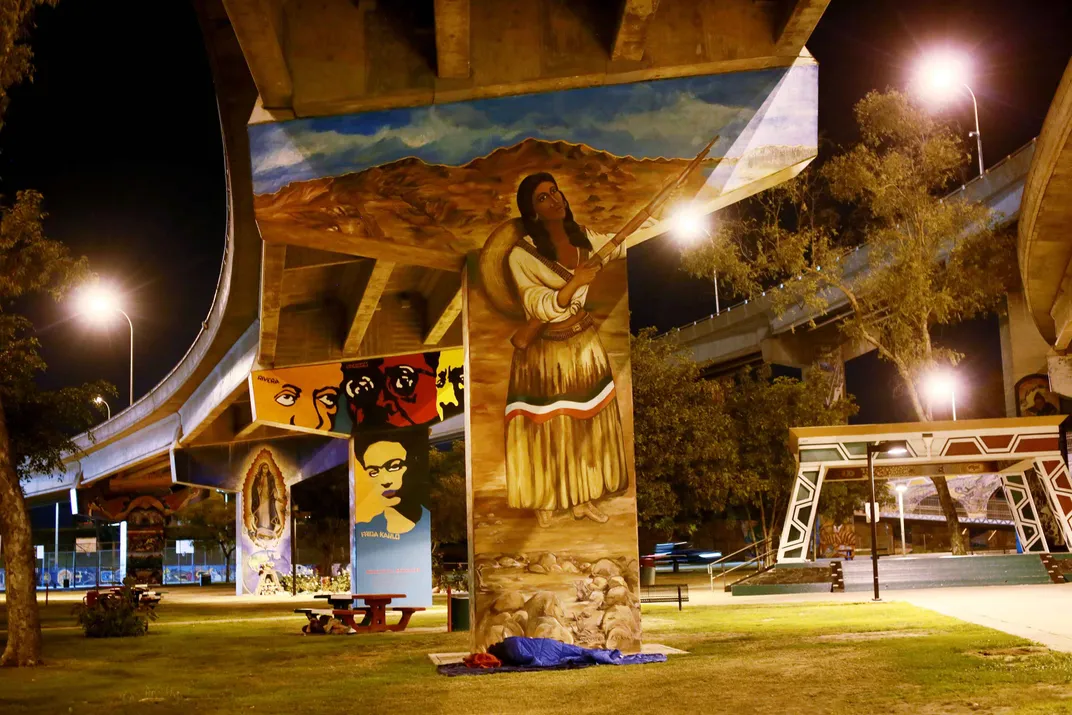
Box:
[1000,292,1059,415]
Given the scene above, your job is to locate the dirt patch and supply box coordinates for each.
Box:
[816,630,931,642]
[744,567,831,585]
[971,646,1050,659]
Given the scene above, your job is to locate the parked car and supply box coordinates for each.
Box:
[645,542,722,571]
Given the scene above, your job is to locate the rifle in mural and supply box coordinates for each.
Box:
[511,135,719,350]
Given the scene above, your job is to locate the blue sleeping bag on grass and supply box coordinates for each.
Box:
[487,637,666,667]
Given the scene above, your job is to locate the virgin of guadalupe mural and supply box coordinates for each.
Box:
[243,451,288,546]
[1017,375,1060,417]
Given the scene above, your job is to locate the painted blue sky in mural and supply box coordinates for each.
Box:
[250,66,817,195]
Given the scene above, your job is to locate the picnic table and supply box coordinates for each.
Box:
[296,593,425,634]
[314,593,355,609]
[87,584,163,609]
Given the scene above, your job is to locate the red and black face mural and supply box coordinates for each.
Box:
[343,352,440,428]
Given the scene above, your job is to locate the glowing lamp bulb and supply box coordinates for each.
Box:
[78,285,121,323]
[671,204,707,242]
[93,396,104,405]
[895,484,908,494]
[917,52,971,102]
[887,447,908,456]
[926,373,956,400]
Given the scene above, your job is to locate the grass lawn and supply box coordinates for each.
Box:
[4,588,1072,714]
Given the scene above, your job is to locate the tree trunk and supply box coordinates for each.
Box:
[0,398,43,667]
[931,476,967,555]
[901,374,967,555]
[220,542,234,584]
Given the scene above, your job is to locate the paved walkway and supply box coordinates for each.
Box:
[689,582,1072,652]
[898,584,1072,653]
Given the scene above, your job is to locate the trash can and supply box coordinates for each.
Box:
[640,556,656,586]
[200,572,212,587]
[449,594,470,632]
[62,577,70,589]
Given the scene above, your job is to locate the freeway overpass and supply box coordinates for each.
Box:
[13,0,833,613]
[667,140,1038,396]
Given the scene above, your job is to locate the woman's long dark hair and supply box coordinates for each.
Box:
[516,172,592,262]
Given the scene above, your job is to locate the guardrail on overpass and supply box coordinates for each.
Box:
[667,139,1036,369]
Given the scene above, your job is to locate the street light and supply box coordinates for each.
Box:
[671,204,721,315]
[926,371,957,421]
[77,284,134,407]
[93,396,111,420]
[866,440,910,601]
[895,483,908,557]
[916,51,985,176]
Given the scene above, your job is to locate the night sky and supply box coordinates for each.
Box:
[5,1,1072,422]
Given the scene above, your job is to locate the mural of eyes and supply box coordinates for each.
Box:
[387,365,420,396]
[274,385,301,406]
[347,374,377,398]
[365,458,406,479]
[314,387,338,409]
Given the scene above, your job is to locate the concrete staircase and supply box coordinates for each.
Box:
[839,554,1053,592]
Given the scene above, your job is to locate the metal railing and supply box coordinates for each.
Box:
[705,537,774,591]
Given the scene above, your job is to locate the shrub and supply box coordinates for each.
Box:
[72,577,157,638]
[280,570,351,594]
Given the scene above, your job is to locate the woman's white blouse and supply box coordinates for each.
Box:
[508,230,625,324]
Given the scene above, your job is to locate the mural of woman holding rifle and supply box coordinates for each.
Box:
[491,140,715,528]
[505,172,629,527]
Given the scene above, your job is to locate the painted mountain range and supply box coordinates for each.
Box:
[253,138,728,257]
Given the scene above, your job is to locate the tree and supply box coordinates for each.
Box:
[724,366,859,554]
[682,90,1017,555]
[304,516,348,579]
[631,328,737,539]
[1,193,109,666]
[0,0,114,667]
[175,493,236,584]
[427,441,467,589]
[428,441,467,548]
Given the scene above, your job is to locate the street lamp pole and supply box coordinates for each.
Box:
[713,270,720,316]
[896,485,908,557]
[867,444,881,601]
[117,308,134,407]
[866,441,910,601]
[962,83,985,176]
[94,396,111,420]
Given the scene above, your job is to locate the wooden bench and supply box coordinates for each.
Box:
[639,584,689,610]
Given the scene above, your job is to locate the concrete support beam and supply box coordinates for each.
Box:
[434,0,471,78]
[221,0,293,109]
[259,243,287,366]
[343,260,395,355]
[1052,285,1072,351]
[774,0,830,54]
[423,273,462,345]
[611,0,659,62]
[260,222,462,273]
